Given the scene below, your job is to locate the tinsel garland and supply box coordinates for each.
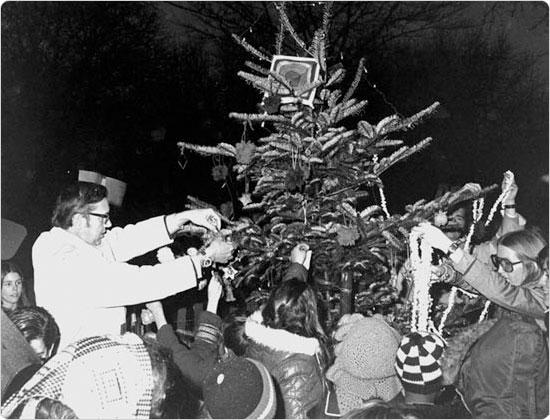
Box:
[478,299,491,322]
[464,197,484,252]
[409,231,434,332]
[437,286,458,336]
[379,186,390,219]
[485,171,514,227]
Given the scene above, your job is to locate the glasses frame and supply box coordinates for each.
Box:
[86,212,111,224]
[490,254,523,273]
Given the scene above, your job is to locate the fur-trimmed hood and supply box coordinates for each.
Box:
[244,310,320,356]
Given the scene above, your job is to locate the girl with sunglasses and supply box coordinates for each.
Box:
[413,224,548,418]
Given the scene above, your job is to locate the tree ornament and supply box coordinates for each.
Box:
[261,94,282,114]
[238,193,253,206]
[235,141,256,164]
[285,166,306,191]
[336,225,360,246]
[211,164,229,182]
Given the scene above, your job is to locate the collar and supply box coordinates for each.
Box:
[244,310,320,356]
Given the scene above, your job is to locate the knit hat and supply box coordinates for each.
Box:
[394,331,446,395]
[203,357,276,419]
[326,314,403,413]
[1,333,153,419]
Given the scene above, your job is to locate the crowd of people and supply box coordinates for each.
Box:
[1,177,548,419]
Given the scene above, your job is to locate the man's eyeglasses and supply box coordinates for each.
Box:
[86,212,110,224]
[490,254,523,273]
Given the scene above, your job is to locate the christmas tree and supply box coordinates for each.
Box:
[177,2,497,329]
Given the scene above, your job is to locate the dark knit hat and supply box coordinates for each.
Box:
[394,331,446,395]
[203,357,276,419]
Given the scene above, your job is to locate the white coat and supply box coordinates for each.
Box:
[32,216,203,350]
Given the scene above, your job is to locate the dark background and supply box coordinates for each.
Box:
[2,2,548,281]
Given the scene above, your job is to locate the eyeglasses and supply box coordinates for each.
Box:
[490,254,523,273]
[86,212,110,224]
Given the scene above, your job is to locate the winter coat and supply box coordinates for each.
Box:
[156,310,222,399]
[244,310,325,419]
[458,310,549,418]
[33,216,203,350]
[451,252,548,319]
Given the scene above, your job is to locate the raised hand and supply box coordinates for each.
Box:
[501,170,517,205]
[412,222,453,253]
[290,243,312,270]
[204,238,235,264]
[206,272,223,314]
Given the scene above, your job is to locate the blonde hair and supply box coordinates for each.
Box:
[498,229,547,285]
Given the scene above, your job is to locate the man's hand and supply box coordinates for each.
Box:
[144,301,167,328]
[165,208,221,236]
[156,246,175,263]
[290,243,312,270]
[204,238,234,264]
[412,222,453,253]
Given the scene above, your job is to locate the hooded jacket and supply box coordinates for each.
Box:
[244,310,324,419]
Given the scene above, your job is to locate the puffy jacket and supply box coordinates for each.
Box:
[458,310,549,418]
[244,310,324,419]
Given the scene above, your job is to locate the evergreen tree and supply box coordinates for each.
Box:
[177,2,496,329]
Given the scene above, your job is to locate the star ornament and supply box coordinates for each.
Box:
[221,266,238,281]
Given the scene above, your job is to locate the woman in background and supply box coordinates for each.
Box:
[1,262,30,313]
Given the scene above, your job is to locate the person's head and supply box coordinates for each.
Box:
[222,313,249,357]
[261,277,326,342]
[326,314,403,408]
[7,306,60,364]
[1,261,26,311]
[492,229,547,287]
[51,181,110,246]
[202,357,277,419]
[441,201,473,241]
[1,333,189,419]
[394,331,446,404]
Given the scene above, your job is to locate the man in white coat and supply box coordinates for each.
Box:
[32,181,234,350]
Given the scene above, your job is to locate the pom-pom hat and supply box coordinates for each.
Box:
[203,357,276,419]
[395,331,446,395]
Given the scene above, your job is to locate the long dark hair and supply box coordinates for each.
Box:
[1,261,31,308]
[261,277,330,368]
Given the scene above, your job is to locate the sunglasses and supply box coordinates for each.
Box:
[490,254,523,273]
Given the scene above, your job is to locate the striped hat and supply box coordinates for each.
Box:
[394,331,446,395]
[203,357,276,419]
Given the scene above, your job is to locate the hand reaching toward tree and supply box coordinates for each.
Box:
[206,272,223,314]
[290,243,312,270]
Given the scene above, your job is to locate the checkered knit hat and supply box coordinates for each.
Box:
[203,357,276,419]
[1,333,153,419]
[394,331,446,395]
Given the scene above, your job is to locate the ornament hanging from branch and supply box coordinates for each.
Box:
[267,55,321,108]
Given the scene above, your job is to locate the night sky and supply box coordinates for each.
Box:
[1,1,548,276]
